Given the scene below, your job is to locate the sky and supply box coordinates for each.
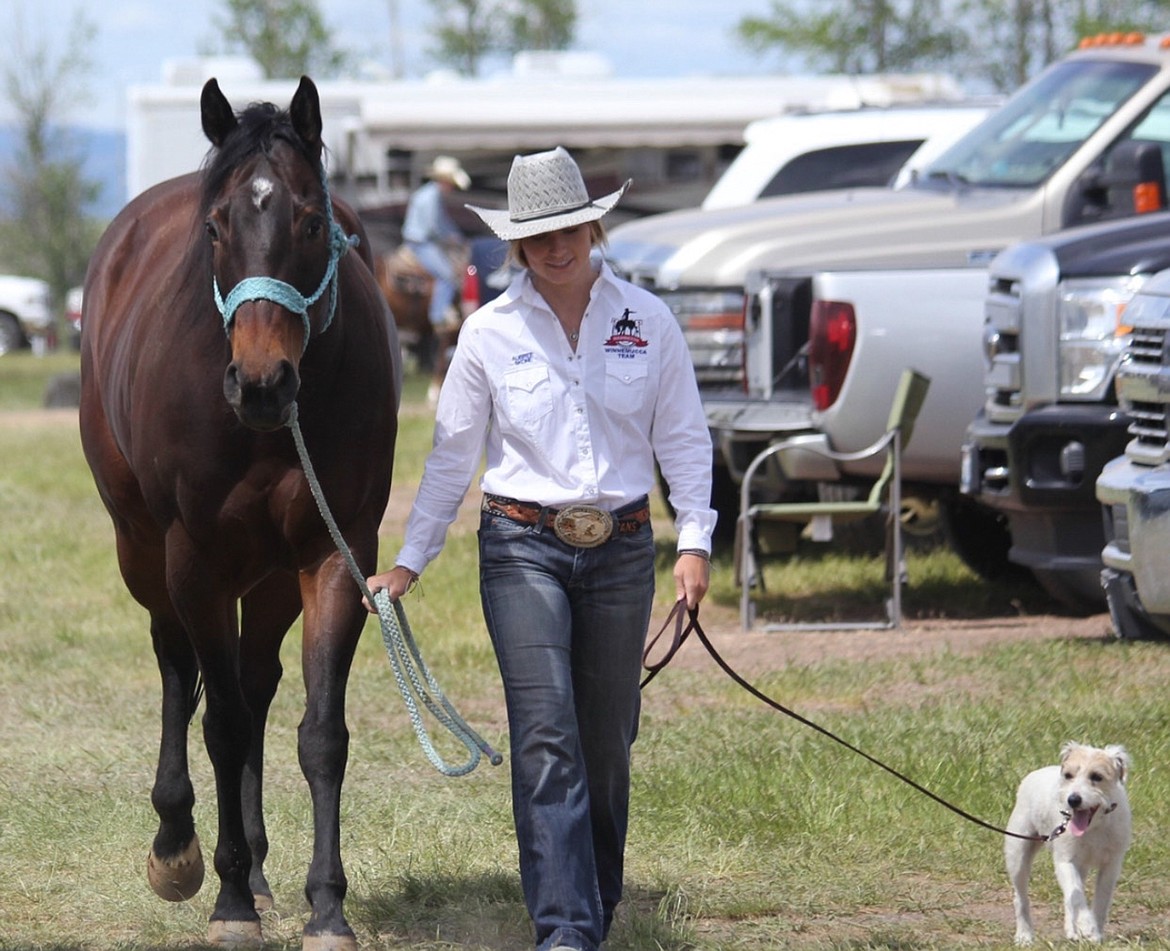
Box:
[22,0,782,130]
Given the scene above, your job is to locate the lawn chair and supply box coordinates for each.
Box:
[737,368,931,631]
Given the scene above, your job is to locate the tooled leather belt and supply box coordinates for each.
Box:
[481,494,650,548]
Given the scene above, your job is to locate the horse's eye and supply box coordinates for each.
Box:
[305,216,324,239]
[204,220,219,242]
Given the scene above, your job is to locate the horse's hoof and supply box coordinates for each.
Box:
[303,933,358,951]
[147,836,205,902]
[208,918,263,946]
[253,890,275,913]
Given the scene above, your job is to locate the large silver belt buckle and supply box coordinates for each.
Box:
[553,505,614,548]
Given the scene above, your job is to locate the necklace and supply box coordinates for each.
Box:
[569,330,579,341]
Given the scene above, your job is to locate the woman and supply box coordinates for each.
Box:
[366,146,716,951]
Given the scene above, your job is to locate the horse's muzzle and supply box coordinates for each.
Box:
[223,358,299,431]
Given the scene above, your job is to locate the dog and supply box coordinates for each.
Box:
[1004,742,1132,945]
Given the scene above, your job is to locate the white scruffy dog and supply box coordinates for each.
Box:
[1004,742,1132,945]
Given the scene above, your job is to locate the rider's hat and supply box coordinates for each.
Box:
[466,147,629,241]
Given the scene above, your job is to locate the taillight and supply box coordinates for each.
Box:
[808,299,855,410]
[461,264,480,317]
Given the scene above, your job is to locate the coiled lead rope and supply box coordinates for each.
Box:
[287,403,501,776]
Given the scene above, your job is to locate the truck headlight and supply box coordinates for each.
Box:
[1058,275,1146,400]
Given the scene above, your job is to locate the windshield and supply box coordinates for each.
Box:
[922,59,1158,188]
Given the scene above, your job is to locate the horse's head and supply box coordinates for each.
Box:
[200,75,347,432]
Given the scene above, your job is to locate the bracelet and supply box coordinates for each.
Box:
[678,548,710,561]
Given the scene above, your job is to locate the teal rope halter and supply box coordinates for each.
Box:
[286,404,502,777]
[213,166,359,352]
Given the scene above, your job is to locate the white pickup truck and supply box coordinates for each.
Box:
[610,32,1170,565]
[0,274,54,355]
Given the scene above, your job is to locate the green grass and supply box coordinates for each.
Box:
[2,359,1170,949]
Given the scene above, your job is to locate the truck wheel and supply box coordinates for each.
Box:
[0,311,26,355]
[942,495,1020,580]
[1030,568,1107,616]
[1102,568,1170,640]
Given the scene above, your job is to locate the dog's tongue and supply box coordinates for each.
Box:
[1069,807,1096,837]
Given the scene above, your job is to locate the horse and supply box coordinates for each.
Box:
[375,243,466,403]
[78,76,399,951]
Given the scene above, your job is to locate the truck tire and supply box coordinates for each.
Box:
[1102,568,1170,640]
[1030,568,1107,616]
[0,311,26,355]
[942,495,1019,581]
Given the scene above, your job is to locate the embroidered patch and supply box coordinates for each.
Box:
[512,351,535,365]
[603,307,648,351]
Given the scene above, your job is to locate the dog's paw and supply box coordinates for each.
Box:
[1014,930,1035,946]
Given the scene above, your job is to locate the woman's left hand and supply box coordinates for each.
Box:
[674,552,710,609]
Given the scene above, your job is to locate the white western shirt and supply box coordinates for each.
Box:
[395,262,717,574]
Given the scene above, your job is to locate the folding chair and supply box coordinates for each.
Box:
[737,368,931,631]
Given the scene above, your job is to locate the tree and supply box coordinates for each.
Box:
[501,0,577,55]
[736,0,1170,92]
[210,0,349,79]
[426,0,578,76]
[0,7,103,309]
[427,0,500,75]
[736,0,964,75]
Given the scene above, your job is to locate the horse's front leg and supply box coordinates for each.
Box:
[239,570,303,912]
[146,609,205,902]
[297,553,366,951]
[166,535,261,944]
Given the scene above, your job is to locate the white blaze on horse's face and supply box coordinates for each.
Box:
[251,177,274,211]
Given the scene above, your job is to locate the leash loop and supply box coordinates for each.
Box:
[287,403,501,776]
[642,600,1048,842]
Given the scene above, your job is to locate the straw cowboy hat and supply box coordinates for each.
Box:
[466,147,630,241]
[428,155,470,190]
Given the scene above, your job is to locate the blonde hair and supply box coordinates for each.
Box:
[506,220,608,269]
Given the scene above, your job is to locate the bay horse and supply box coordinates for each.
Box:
[78,76,399,950]
[375,244,466,403]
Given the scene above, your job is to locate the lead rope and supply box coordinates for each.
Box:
[287,404,501,776]
[642,601,1058,843]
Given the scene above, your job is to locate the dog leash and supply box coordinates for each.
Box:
[641,600,1058,843]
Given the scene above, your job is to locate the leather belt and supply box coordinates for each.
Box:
[482,494,650,548]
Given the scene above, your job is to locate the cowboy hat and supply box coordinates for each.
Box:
[466,147,629,241]
[428,155,470,190]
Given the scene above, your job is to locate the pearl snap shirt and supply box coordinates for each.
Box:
[395,262,717,575]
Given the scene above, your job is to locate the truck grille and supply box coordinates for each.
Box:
[983,274,1023,422]
[1127,400,1167,447]
[1126,324,1165,365]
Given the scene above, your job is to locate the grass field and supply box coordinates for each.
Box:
[2,351,1169,950]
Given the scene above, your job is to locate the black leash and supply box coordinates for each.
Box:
[641,600,1054,843]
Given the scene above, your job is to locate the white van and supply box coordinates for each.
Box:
[701,102,997,210]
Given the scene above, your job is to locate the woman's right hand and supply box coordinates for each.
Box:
[363,565,418,614]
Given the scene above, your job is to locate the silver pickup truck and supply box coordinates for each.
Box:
[610,32,1170,565]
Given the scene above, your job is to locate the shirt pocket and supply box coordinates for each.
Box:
[604,359,649,414]
[502,363,554,431]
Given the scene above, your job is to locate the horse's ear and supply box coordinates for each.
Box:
[290,76,323,158]
[201,78,238,148]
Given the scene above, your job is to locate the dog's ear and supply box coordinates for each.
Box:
[1105,744,1131,783]
[1059,740,1081,766]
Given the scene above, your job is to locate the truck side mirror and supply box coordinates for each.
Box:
[1067,140,1167,226]
[1102,140,1166,216]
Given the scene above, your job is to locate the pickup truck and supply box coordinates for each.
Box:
[961,212,1170,611]
[610,31,1170,566]
[0,274,54,355]
[1097,267,1170,639]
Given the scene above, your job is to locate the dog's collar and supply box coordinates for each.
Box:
[1049,802,1120,841]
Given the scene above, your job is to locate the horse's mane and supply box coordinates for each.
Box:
[198,101,321,217]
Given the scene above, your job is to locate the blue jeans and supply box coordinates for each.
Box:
[478,501,656,951]
[407,241,456,325]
